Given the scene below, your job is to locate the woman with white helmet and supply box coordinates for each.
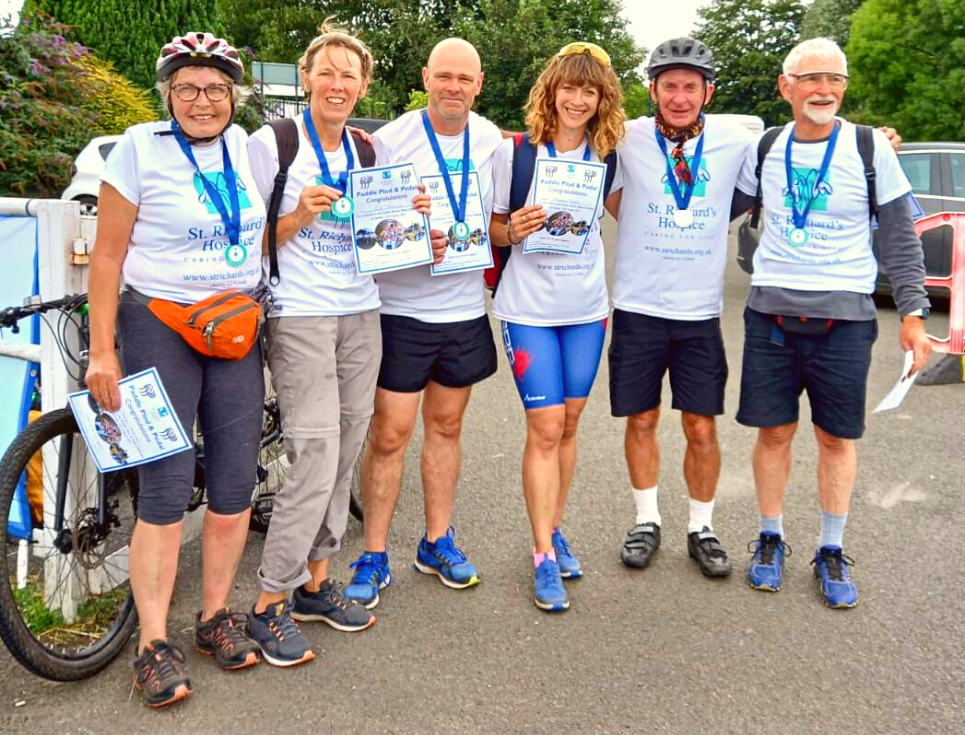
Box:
[85,31,266,707]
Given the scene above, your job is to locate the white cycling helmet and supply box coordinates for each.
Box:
[156,32,244,84]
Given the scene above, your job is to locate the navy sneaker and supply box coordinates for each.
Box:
[533,558,569,612]
[551,527,583,579]
[811,546,859,609]
[247,601,315,667]
[746,532,791,592]
[343,551,392,610]
[194,608,260,670]
[292,579,376,632]
[414,527,480,589]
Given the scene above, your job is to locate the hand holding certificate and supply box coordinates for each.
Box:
[348,163,433,275]
[523,158,607,255]
[68,368,192,473]
[424,171,493,276]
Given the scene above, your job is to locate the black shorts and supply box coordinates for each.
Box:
[608,309,728,417]
[377,313,498,393]
[736,307,877,439]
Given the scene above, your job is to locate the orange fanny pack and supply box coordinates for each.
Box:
[129,288,262,360]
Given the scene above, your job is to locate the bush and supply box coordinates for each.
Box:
[0,13,157,198]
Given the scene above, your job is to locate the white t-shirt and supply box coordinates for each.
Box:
[752,119,912,293]
[101,121,266,302]
[610,115,757,320]
[248,120,380,317]
[491,138,609,326]
[372,109,504,324]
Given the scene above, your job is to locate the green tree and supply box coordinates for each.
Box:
[846,0,964,140]
[217,0,644,128]
[694,0,806,126]
[24,0,223,90]
[800,0,863,47]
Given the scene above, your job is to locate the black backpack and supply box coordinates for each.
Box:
[483,134,618,294]
[736,124,877,275]
[265,118,376,285]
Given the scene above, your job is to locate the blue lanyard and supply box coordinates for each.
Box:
[784,122,839,229]
[545,140,592,161]
[654,120,705,213]
[421,109,470,223]
[303,108,355,193]
[171,119,241,245]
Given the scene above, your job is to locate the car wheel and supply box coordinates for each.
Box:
[75,195,98,217]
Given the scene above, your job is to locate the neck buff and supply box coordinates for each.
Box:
[654,111,705,185]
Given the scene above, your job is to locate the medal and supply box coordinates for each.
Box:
[785,121,839,239]
[673,209,694,228]
[422,110,471,246]
[788,227,809,247]
[655,119,705,225]
[303,108,355,198]
[224,242,247,268]
[332,196,354,217]
[453,221,471,241]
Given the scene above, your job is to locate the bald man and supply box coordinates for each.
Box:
[344,39,504,609]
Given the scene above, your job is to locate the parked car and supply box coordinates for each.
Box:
[874,141,965,296]
[60,135,122,216]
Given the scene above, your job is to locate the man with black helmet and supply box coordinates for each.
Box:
[604,38,759,578]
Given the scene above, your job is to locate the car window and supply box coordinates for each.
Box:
[897,153,932,196]
[949,153,965,199]
[98,143,117,161]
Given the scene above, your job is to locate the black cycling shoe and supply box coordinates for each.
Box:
[687,527,732,578]
[621,523,661,569]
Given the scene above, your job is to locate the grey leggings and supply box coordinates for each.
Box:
[117,291,264,525]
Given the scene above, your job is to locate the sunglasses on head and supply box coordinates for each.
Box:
[558,42,611,68]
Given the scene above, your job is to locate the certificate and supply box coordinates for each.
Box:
[68,368,192,473]
[423,171,493,276]
[348,163,433,275]
[524,158,607,255]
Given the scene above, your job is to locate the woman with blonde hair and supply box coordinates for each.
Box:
[245,23,435,664]
[488,42,625,612]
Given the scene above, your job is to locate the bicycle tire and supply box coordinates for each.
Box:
[0,408,138,681]
[250,393,286,534]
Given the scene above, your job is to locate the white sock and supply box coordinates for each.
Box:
[632,485,661,526]
[688,498,715,534]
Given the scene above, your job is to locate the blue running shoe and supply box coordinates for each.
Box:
[811,546,858,609]
[247,601,314,668]
[414,527,480,589]
[533,559,569,612]
[746,532,791,592]
[551,527,582,579]
[344,552,392,610]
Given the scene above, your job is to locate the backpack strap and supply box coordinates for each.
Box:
[350,130,376,168]
[485,134,538,294]
[750,126,783,229]
[602,149,618,200]
[266,118,299,286]
[855,124,877,220]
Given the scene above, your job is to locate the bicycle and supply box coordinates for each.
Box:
[0,293,363,681]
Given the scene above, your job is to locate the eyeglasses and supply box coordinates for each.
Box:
[558,42,611,68]
[787,72,849,90]
[172,83,232,102]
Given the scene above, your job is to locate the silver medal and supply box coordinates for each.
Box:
[453,221,471,241]
[673,209,694,228]
[333,196,354,217]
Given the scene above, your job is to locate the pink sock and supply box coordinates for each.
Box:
[533,550,557,567]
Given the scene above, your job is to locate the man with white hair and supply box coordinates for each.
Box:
[739,38,931,608]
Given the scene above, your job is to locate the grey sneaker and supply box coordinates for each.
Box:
[194,608,261,670]
[291,579,376,632]
[247,601,315,667]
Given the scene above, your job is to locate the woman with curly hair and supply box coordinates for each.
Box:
[488,42,625,612]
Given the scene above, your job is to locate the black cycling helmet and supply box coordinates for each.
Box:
[647,37,716,82]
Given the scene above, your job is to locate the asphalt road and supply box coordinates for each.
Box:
[3,220,964,734]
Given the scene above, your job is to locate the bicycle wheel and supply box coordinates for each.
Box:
[249,393,287,534]
[0,408,138,681]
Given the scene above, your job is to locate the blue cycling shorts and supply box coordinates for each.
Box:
[500,320,607,410]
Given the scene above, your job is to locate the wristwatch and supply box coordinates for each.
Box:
[902,308,930,320]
